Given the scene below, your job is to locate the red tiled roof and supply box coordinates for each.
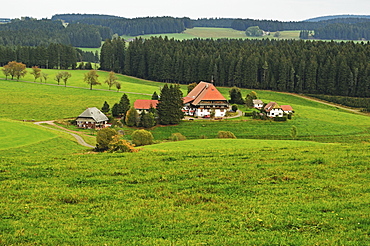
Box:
[281,105,293,111]
[134,100,158,109]
[185,81,227,105]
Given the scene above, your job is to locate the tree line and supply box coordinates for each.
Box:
[101,37,370,98]
[0,44,98,68]
[0,19,112,48]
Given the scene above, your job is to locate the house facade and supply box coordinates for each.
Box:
[134,99,158,114]
[281,105,294,114]
[253,99,264,109]
[264,102,284,118]
[76,107,109,129]
[183,81,229,118]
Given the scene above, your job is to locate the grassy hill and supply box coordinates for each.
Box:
[0,70,369,244]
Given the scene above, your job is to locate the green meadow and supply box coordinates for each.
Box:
[0,69,369,244]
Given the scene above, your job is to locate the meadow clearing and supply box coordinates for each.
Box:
[0,69,369,245]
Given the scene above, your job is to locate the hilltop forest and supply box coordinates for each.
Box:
[102,37,370,98]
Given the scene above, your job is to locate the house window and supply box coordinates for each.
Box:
[220,109,224,112]
[271,113,274,116]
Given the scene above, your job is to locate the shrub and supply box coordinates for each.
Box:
[108,135,138,153]
[232,104,238,112]
[217,131,237,139]
[131,129,154,146]
[169,133,186,141]
[96,128,117,151]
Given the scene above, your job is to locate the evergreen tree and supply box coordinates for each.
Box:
[157,84,184,125]
[151,91,159,100]
[101,101,110,114]
[141,112,156,128]
[118,93,130,119]
[111,103,120,117]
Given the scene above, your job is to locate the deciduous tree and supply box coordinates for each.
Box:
[105,71,118,90]
[84,70,100,90]
[30,66,41,82]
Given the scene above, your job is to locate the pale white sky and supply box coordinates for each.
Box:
[2,0,369,21]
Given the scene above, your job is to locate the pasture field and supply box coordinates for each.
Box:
[0,119,57,150]
[1,69,369,244]
[121,28,301,41]
[0,137,369,245]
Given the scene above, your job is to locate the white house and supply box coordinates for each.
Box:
[264,102,284,118]
[133,99,158,114]
[253,99,264,109]
[76,107,109,129]
[281,105,294,114]
[183,81,229,118]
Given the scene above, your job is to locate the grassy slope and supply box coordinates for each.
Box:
[0,137,369,245]
[0,70,369,244]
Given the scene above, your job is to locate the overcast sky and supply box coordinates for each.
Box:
[3,0,369,21]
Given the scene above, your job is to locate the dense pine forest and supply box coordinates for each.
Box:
[0,44,99,68]
[101,37,370,98]
[0,19,112,47]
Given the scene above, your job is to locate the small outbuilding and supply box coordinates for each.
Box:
[253,99,264,109]
[76,107,109,129]
[281,105,294,114]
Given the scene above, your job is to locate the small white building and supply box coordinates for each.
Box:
[253,99,264,109]
[281,105,294,114]
[76,107,109,129]
[264,102,284,118]
[183,82,229,118]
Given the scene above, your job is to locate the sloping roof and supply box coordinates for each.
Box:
[77,107,108,122]
[253,99,263,104]
[134,99,158,109]
[281,105,293,111]
[264,102,282,112]
[186,81,227,105]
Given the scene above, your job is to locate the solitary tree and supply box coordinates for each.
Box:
[41,72,49,83]
[30,66,41,82]
[6,61,27,81]
[105,71,118,90]
[55,72,63,85]
[115,82,121,92]
[61,71,72,87]
[84,70,100,90]
[1,65,11,80]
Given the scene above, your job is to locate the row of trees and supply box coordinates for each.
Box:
[311,22,370,40]
[0,44,98,68]
[101,37,370,97]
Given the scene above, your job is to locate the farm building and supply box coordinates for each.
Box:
[253,99,264,109]
[183,81,229,117]
[134,99,158,114]
[264,102,284,118]
[281,105,294,114]
[76,107,109,129]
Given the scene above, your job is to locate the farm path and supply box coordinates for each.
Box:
[34,121,95,148]
[280,92,370,116]
[0,78,152,96]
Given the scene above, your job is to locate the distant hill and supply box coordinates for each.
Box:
[305,15,370,22]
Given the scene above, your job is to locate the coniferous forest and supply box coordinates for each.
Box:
[101,37,370,97]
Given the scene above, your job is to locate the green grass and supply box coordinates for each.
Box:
[0,137,369,245]
[1,68,370,244]
[121,28,301,41]
[0,119,57,150]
